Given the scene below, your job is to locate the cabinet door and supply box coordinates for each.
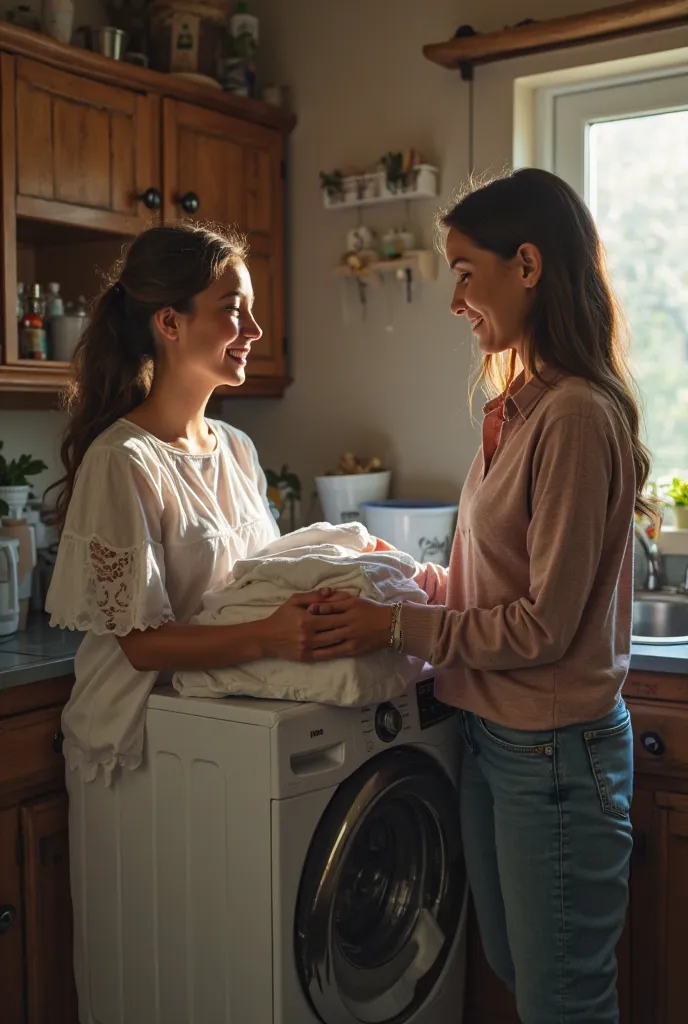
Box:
[0,807,24,1024]
[6,54,159,234]
[162,99,280,232]
[651,791,688,1024]
[163,99,287,385]
[21,793,78,1024]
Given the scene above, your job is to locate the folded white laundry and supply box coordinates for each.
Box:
[173,522,427,706]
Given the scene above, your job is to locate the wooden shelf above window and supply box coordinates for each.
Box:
[423,0,688,79]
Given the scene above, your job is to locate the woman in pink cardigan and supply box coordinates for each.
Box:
[308,168,650,1024]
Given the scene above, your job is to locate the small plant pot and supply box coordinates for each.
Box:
[673,505,688,530]
[0,485,30,519]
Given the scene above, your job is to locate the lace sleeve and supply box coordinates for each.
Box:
[47,533,174,635]
[45,445,176,635]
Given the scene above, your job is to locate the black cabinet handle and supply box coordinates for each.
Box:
[177,192,199,214]
[52,731,64,755]
[640,731,665,756]
[136,187,162,211]
[0,905,16,934]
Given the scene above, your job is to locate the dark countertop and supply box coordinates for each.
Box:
[1,615,688,695]
[0,614,81,690]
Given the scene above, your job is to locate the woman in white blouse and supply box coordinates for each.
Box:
[46,224,335,783]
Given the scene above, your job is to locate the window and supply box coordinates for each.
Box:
[545,72,688,481]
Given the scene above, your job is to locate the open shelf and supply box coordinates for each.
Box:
[423,1,688,77]
[324,167,439,211]
[333,250,437,283]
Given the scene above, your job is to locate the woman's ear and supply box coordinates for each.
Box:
[152,306,180,342]
[517,243,542,289]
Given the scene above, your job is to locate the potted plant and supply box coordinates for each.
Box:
[0,441,48,518]
[265,464,302,534]
[319,169,344,204]
[666,477,688,529]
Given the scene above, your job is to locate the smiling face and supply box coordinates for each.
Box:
[445,228,541,360]
[152,259,261,388]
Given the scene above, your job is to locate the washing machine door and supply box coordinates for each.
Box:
[295,746,465,1024]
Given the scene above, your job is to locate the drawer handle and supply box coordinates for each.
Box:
[52,731,64,755]
[135,187,162,211]
[0,905,16,934]
[177,191,199,215]
[640,731,665,756]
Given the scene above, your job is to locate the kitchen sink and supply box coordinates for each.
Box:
[632,595,688,644]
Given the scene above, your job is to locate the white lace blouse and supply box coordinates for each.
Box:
[45,418,279,783]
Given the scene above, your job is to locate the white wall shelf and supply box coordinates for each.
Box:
[323,166,439,211]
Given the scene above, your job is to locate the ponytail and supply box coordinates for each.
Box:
[48,223,247,529]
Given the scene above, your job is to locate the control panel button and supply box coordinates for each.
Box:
[375,702,403,743]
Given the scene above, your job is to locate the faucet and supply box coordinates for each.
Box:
[634,524,662,592]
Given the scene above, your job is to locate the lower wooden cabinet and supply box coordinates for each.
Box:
[21,794,78,1024]
[0,676,76,1024]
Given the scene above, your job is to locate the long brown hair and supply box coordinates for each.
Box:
[439,168,653,517]
[49,222,247,528]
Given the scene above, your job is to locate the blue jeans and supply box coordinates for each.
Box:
[460,700,633,1024]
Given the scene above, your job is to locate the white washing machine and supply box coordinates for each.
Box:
[67,667,468,1024]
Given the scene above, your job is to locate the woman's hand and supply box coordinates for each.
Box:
[306,596,394,660]
[259,591,347,662]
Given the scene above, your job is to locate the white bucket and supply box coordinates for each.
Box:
[315,471,392,525]
[361,499,458,566]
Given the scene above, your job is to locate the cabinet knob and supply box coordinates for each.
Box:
[0,905,16,934]
[52,731,64,755]
[136,187,162,211]
[177,191,200,214]
[640,731,665,756]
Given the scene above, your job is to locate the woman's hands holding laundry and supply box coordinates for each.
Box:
[303,595,394,660]
[258,591,394,662]
[259,590,354,661]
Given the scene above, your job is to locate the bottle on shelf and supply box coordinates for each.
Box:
[44,282,64,355]
[45,282,64,320]
[19,284,48,360]
[16,282,25,324]
[220,1,259,96]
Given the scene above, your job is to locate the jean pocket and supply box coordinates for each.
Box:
[475,716,555,757]
[583,710,634,819]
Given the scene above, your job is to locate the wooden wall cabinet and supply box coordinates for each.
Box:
[0,22,294,400]
[465,671,688,1024]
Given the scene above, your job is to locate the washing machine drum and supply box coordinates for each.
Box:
[295,745,465,1024]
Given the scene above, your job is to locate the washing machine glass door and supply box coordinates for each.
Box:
[295,746,465,1024]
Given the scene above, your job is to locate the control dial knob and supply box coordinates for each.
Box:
[375,702,403,743]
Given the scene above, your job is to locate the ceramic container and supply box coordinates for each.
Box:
[361,499,458,566]
[315,471,392,526]
[42,0,74,44]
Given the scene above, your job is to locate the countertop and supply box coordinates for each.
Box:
[0,614,82,690]
[1,615,688,694]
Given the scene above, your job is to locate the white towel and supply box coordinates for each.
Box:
[173,522,427,706]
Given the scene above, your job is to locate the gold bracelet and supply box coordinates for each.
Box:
[388,603,402,649]
[393,604,404,652]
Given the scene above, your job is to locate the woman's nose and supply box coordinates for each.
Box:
[450,285,466,317]
[243,312,263,341]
